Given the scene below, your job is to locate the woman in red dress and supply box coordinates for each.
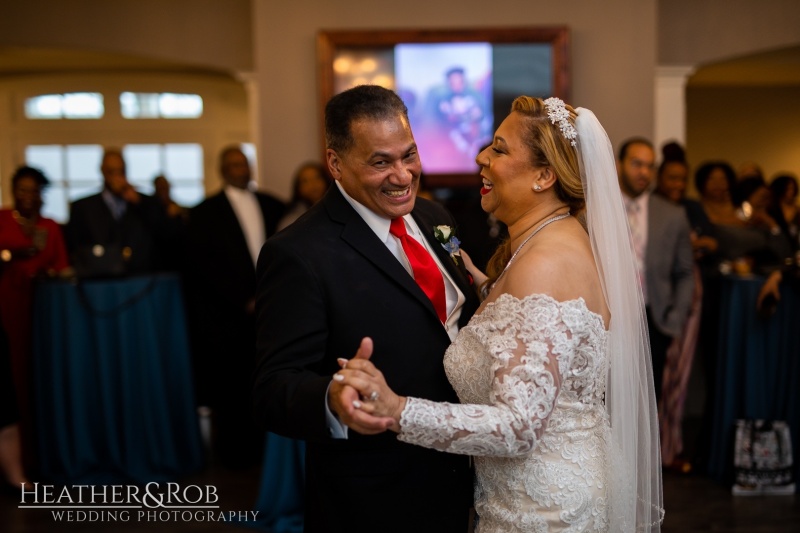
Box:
[0,166,70,473]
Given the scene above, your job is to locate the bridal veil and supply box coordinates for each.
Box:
[574,107,664,531]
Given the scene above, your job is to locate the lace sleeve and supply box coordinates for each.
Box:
[398,295,575,457]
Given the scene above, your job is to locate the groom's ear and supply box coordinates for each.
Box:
[327,149,343,181]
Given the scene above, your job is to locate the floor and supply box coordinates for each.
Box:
[2,452,799,532]
[2,361,798,532]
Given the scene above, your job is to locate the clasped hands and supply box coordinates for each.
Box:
[327,251,485,436]
[328,337,406,435]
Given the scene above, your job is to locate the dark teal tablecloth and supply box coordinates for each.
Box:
[708,275,800,489]
[248,433,305,532]
[33,274,204,484]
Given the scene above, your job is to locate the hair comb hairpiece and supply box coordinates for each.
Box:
[544,97,577,146]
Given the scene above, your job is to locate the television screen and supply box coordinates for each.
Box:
[396,43,493,174]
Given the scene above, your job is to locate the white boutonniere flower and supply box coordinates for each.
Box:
[433,225,461,265]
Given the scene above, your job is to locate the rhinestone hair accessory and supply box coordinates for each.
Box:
[544,97,577,146]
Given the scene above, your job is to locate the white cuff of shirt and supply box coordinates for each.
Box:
[325,381,349,439]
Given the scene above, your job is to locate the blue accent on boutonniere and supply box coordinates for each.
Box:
[433,225,461,265]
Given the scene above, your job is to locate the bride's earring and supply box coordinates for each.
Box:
[533,184,542,191]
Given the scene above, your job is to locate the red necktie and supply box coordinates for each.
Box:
[390,218,447,323]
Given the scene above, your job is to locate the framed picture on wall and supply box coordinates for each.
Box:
[317,27,570,188]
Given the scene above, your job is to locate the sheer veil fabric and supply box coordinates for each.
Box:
[574,108,664,531]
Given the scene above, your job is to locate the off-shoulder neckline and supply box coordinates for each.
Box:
[480,292,609,331]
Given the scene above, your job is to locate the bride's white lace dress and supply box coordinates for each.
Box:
[399,293,611,532]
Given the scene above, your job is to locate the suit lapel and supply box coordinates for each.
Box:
[324,187,444,321]
[411,210,475,297]
[646,194,663,268]
[217,192,254,265]
[91,195,118,241]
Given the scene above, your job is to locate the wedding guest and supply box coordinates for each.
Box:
[153,174,189,221]
[723,174,792,273]
[767,174,799,253]
[654,142,689,204]
[0,314,30,491]
[152,174,189,272]
[693,162,739,225]
[0,166,70,467]
[754,174,800,315]
[737,161,764,182]
[688,161,789,470]
[653,143,701,472]
[276,162,331,231]
[66,149,168,276]
[186,145,285,468]
[616,137,694,404]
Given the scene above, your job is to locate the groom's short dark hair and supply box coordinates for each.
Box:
[325,85,409,154]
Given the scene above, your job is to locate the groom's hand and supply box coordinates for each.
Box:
[328,338,394,435]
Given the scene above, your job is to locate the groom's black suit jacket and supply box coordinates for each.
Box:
[254,185,480,533]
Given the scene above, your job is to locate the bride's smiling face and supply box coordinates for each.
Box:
[476,112,540,225]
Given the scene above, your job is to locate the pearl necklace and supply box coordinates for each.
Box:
[499,212,571,279]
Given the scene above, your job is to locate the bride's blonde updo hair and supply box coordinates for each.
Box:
[483,96,585,293]
[510,95,584,211]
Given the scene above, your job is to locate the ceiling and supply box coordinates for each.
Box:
[688,44,800,86]
[0,46,230,78]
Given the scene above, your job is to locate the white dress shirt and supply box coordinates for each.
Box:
[336,182,464,340]
[224,184,266,267]
[101,189,127,220]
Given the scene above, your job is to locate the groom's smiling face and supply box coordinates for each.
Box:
[327,114,421,220]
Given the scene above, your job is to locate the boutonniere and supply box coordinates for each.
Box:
[433,225,461,265]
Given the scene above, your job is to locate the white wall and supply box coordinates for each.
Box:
[0,0,253,72]
[254,0,658,197]
[686,86,800,181]
[658,1,800,184]
[658,0,800,66]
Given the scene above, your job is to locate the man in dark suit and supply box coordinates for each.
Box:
[67,149,167,276]
[617,137,694,403]
[253,85,479,533]
[185,145,285,468]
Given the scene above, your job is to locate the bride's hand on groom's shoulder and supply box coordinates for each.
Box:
[333,338,406,433]
[460,249,488,289]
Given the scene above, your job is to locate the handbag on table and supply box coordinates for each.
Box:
[732,419,795,495]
